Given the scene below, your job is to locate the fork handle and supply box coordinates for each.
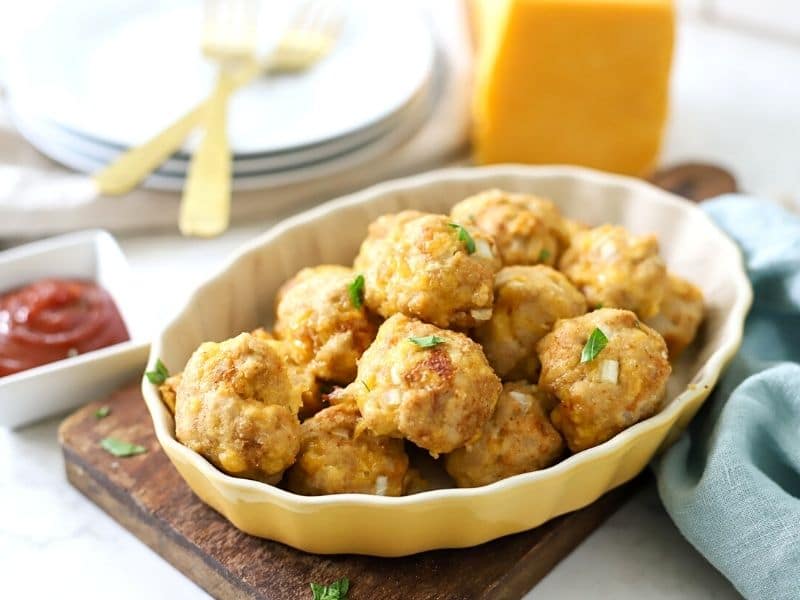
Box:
[93,102,207,196]
[178,69,235,237]
[93,62,261,197]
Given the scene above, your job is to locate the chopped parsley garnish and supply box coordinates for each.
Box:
[408,335,445,348]
[360,381,371,393]
[347,274,365,309]
[94,406,111,420]
[595,303,604,310]
[310,578,350,600]
[145,359,169,385]
[100,437,147,458]
[580,327,609,363]
[538,248,551,262]
[448,223,475,254]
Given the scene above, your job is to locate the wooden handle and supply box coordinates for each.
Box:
[179,70,235,237]
[649,163,738,202]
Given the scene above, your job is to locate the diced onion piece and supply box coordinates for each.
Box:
[509,391,532,410]
[385,388,402,406]
[390,364,403,385]
[375,475,388,496]
[600,240,618,260]
[474,238,495,260]
[471,307,492,321]
[600,359,619,384]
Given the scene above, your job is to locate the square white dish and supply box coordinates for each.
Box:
[0,230,149,428]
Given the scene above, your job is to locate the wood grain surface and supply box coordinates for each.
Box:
[58,163,736,600]
[59,383,645,600]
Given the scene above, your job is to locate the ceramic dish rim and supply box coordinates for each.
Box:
[142,164,752,508]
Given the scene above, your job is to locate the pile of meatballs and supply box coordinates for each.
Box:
[159,189,704,496]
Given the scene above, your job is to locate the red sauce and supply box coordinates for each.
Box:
[0,278,130,377]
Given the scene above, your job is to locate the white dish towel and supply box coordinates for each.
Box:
[0,0,472,238]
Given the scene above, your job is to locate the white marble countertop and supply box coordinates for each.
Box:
[4,9,800,599]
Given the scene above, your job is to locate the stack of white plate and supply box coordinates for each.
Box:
[5,0,438,191]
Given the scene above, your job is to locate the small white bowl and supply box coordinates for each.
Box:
[0,230,149,428]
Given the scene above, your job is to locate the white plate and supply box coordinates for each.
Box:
[0,231,149,428]
[8,71,434,176]
[11,71,437,192]
[7,0,435,155]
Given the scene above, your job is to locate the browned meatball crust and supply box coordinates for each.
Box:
[445,382,564,487]
[286,403,409,496]
[558,224,667,318]
[450,189,570,266]
[252,328,323,419]
[353,211,501,328]
[175,332,301,484]
[537,309,671,452]
[349,313,502,456]
[645,274,704,357]
[275,265,377,384]
[474,265,587,380]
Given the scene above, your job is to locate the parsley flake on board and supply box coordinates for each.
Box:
[310,577,350,600]
[538,248,551,262]
[100,437,147,458]
[448,223,476,254]
[580,327,609,363]
[408,335,445,348]
[94,406,111,420]
[348,274,365,309]
[145,358,169,384]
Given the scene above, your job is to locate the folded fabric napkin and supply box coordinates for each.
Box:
[654,195,800,600]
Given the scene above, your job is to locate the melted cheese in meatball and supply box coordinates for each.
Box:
[350,313,502,456]
[450,189,570,267]
[275,265,377,384]
[445,382,564,487]
[645,274,704,357]
[286,403,409,496]
[354,211,501,328]
[474,265,587,380]
[175,332,301,484]
[558,224,667,319]
[537,309,671,452]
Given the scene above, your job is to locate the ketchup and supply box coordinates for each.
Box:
[0,279,130,377]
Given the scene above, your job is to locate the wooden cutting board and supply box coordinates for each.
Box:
[59,163,736,600]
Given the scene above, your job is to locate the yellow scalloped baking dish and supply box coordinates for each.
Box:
[142,165,751,556]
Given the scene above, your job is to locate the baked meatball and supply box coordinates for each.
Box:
[175,332,301,484]
[645,274,704,357]
[252,328,323,419]
[275,265,378,384]
[558,224,667,318]
[285,403,409,496]
[354,211,501,329]
[450,189,569,267]
[445,382,564,487]
[537,309,671,452]
[474,266,587,380]
[350,313,502,456]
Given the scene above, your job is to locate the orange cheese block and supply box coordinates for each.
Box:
[471,0,675,176]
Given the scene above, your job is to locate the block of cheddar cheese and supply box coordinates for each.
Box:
[471,0,675,176]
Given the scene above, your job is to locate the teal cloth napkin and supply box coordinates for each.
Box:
[654,195,800,600]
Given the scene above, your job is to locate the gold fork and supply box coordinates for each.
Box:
[92,1,340,209]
